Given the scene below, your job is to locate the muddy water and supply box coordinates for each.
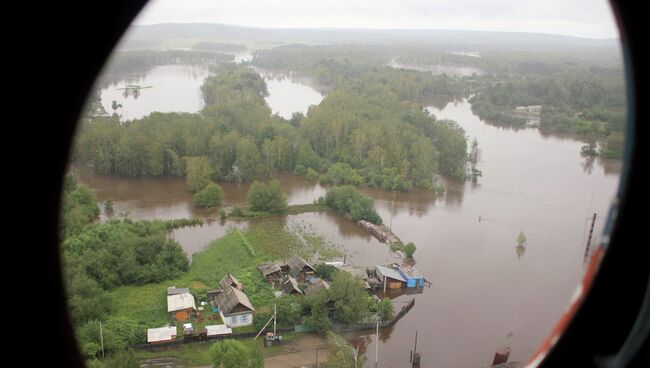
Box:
[74,98,621,367]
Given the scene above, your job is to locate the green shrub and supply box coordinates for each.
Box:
[193,183,223,208]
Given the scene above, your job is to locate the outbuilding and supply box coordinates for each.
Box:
[147,326,177,344]
[375,265,407,289]
[167,287,196,321]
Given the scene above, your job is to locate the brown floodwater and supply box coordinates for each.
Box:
[72,98,621,367]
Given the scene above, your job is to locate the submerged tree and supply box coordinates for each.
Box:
[517,231,527,246]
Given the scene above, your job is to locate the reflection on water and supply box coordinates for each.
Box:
[99,64,211,121]
[256,69,324,119]
[387,59,485,77]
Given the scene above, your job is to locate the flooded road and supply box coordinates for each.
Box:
[75,96,621,367]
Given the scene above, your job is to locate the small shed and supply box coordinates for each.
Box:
[375,265,407,289]
[167,289,196,321]
[257,262,283,282]
[147,326,177,344]
[282,276,303,295]
[206,324,232,337]
[285,255,316,281]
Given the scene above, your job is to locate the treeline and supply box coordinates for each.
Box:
[75,63,469,189]
[468,65,626,157]
[101,49,234,76]
[191,42,248,53]
[252,44,471,98]
[61,174,189,361]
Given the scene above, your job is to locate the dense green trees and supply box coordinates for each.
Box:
[77,61,470,190]
[193,183,223,208]
[321,186,382,225]
[376,298,395,320]
[185,156,213,192]
[60,174,189,325]
[246,180,288,214]
[329,271,371,324]
[209,339,264,368]
[468,68,626,158]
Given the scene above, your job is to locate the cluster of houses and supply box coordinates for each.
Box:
[148,255,426,344]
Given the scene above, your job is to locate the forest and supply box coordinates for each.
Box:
[75,62,469,190]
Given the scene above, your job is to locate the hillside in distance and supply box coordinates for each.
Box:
[120,22,619,54]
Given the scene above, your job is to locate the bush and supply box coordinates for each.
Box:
[306,167,320,181]
[404,242,417,258]
[193,183,223,208]
[320,163,363,186]
[376,298,394,320]
[294,165,307,176]
[315,264,338,281]
[322,186,382,225]
[246,180,288,214]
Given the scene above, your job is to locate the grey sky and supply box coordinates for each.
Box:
[132,0,619,39]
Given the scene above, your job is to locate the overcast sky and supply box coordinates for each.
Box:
[132,0,619,39]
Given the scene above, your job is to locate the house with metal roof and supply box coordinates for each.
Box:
[394,263,425,288]
[375,265,407,289]
[215,285,255,328]
[284,255,316,281]
[167,289,196,321]
[147,326,177,344]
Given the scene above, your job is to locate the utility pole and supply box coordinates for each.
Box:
[99,321,105,358]
[375,320,379,368]
[584,213,597,263]
[273,304,277,337]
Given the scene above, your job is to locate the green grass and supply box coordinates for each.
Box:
[134,333,301,366]
[134,342,213,366]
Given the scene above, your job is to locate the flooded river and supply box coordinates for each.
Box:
[85,71,622,366]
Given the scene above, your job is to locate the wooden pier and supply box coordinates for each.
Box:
[358,220,400,244]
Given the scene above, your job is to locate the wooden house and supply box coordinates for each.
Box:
[257,262,283,283]
[215,285,256,328]
[284,255,316,281]
[282,275,303,295]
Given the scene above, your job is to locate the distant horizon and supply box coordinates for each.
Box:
[131,0,619,40]
[130,21,619,41]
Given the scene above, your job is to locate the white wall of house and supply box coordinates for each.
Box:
[221,311,253,327]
